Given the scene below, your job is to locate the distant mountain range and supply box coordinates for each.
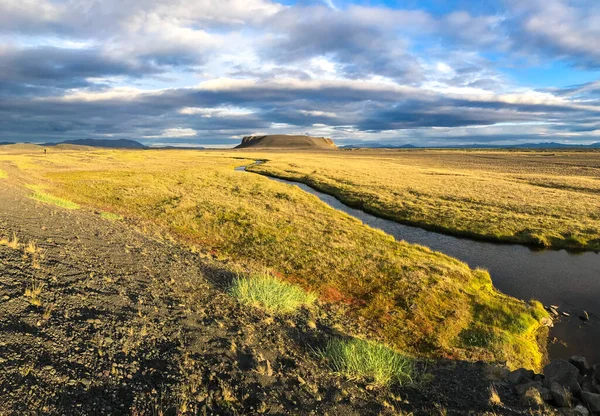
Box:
[341,142,600,149]
[0,139,209,149]
[2,139,600,150]
[43,139,147,148]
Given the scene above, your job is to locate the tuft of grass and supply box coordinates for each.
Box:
[489,384,502,406]
[100,211,123,221]
[24,280,45,307]
[319,338,414,386]
[25,240,38,254]
[230,272,316,314]
[27,185,80,209]
[0,169,7,179]
[1,232,20,249]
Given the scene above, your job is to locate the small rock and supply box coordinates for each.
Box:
[574,404,590,416]
[508,368,535,385]
[581,374,600,394]
[541,317,554,327]
[538,387,553,402]
[580,311,590,321]
[550,382,571,408]
[570,356,590,375]
[582,391,600,413]
[544,360,582,395]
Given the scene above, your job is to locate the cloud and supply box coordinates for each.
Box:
[505,0,600,68]
[0,0,599,145]
[1,76,598,146]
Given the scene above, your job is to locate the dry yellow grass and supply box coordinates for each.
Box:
[246,149,600,251]
[0,145,549,369]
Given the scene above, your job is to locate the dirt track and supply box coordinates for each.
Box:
[0,176,534,415]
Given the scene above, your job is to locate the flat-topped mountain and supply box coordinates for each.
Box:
[235,135,337,150]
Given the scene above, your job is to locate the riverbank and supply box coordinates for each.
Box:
[245,150,600,251]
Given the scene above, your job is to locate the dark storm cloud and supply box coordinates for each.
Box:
[0,46,163,95]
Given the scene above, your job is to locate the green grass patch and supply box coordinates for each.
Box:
[319,338,414,386]
[230,272,316,314]
[27,185,80,209]
[100,211,123,221]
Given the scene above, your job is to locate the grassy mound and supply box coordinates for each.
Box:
[230,272,317,313]
[320,338,414,386]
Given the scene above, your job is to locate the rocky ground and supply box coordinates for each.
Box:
[506,357,600,415]
[0,174,585,415]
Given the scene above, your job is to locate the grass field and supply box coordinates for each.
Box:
[0,145,549,369]
[247,150,600,251]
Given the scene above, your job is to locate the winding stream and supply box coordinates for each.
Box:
[236,163,600,363]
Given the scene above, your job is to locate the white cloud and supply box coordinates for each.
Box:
[145,128,198,138]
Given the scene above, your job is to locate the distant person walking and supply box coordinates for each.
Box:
[44,148,47,154]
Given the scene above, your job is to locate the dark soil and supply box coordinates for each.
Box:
[0,178,547,415]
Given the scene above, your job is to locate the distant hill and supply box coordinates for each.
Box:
[44,139,147,149]
[0,142,16,146]
[235,135,338,150]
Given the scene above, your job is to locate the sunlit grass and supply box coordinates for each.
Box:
[230,272,317,313]
[27,185,80,209]
[319,338,414,386]
[0,146,552,369]
[100,211,123,221]
[0,232,20,249]
[0,169,7,179]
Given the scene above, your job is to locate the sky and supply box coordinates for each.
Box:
[1,0,600,147]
